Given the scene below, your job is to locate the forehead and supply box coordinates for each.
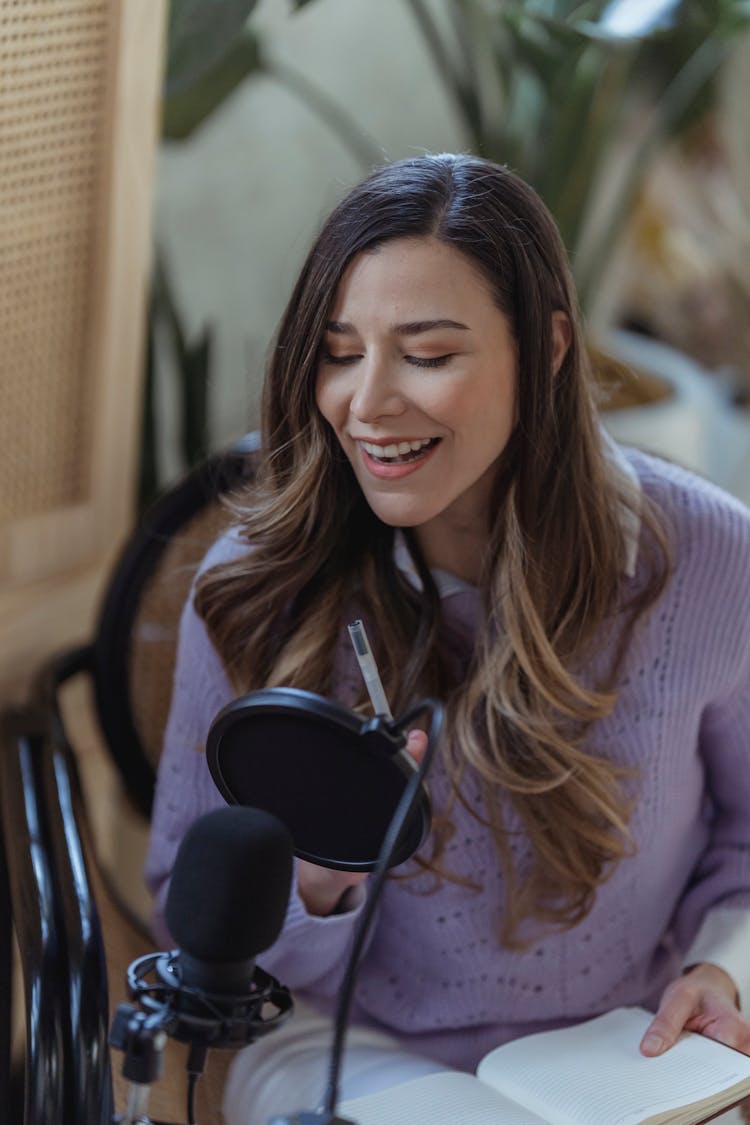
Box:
[329,236,497,319]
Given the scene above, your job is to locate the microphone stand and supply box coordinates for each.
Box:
[110,954,293,1124]
[109,1001,176,1125]
[270,698,444,1125]
[110,997,217,1125]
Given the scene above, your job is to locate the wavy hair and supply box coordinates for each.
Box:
[195,154,669,945]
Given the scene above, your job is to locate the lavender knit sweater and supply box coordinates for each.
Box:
[144,448,750,1072]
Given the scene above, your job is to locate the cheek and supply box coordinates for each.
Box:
[315,374,350,445]
[314,373,335,426]
[449,376,515,431]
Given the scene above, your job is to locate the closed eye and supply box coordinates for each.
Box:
[321,351,362,366]
[320,351,453,368]
[406,354,453,368]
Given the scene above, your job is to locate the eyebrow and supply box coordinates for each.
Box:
[325,318,470,336]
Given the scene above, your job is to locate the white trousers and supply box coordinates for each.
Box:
[221,1001,449,1125]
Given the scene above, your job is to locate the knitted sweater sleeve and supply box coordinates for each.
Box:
[143,536,366,989]
[670,488,750,1009]
[143,578,234,945]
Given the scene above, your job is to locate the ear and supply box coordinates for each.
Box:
[551,311,572,376]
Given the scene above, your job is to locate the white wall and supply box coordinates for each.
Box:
[154,0,465,477]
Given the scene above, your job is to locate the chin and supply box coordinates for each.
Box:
[366,504,436,529]
[355,484,445,530]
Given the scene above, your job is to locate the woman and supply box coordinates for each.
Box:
[145,154,750,1123]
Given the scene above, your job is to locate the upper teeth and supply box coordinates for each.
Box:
[361,438,433,458]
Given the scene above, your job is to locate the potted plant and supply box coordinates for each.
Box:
[148,0,749,494]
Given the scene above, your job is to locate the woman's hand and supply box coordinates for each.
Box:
[296,729,428,916]
[640,962,750,1057]
[296,861,368,917]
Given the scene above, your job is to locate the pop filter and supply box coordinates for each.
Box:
[205,688,432,871]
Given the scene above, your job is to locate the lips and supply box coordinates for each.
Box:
[354,436,441,480]
[359,437,439,464]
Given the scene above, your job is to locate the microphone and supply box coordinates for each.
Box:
[110,806,295,1125]
[165,804,294,999]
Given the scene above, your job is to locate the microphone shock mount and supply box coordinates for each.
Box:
[110,950,293,1125]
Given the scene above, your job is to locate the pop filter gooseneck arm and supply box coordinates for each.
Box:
[321,697,444,1119]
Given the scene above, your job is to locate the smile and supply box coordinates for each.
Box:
[359,437,439,464]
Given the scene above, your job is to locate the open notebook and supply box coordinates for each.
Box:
[340,1008,750,1125]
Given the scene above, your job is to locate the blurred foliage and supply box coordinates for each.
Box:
[162,30,264,139]
[141,0,749,505]
[157,0,750,302]
[141,0,264,506]
[141,0,379,508]
[158,0,750,303]
[165,0,262,94]
[141,251,214,511]
[401,0,749,307]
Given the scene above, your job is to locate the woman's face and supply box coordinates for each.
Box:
[315,236,518,553]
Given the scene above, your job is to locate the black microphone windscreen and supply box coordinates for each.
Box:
[165,806,294,962]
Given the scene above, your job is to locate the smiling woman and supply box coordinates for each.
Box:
[315,236,521,579]
[143,154,750,1125]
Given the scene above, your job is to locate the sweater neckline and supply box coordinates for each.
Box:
[393,437,642,596]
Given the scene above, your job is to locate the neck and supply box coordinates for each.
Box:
[415,519,487,586]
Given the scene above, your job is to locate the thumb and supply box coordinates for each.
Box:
[640,988,696,1056]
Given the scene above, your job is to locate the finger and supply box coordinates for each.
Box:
[691,1010,750,1056]
[296,859,368,916]
[298,860,367,889]
[640,983,699,1055]
[405,729,428,764]
[684,962,738,1007]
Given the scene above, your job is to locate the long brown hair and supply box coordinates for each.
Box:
[195,154,669,945]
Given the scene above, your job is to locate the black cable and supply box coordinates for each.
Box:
[187,1070,198,1125]
[321,698,444,1116]
[185,1041,207,1125]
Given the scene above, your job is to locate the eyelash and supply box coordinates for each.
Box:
[408,355,451,368]
[321,352,452,369]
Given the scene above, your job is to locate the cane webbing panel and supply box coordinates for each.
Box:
[0,0,109,522]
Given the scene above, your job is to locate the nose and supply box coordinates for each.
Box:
[349,353,405,422]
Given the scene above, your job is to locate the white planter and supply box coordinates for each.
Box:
[599,329,750,504]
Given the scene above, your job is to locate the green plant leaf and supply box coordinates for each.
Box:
[152,252,212,472]
[575,29,738,305]
[267,57,382,167]
[163,32,265,139]
[405,0,483,146]
[166,0,261,95]
[180,330,212,469]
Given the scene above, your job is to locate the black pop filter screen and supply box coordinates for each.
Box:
[206,689,431,871]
